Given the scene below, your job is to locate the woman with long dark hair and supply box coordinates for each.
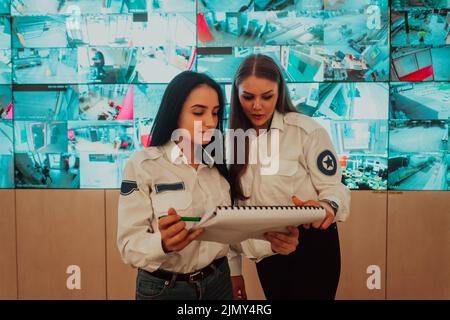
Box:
[117,71,298,300]
[228,55,351,300]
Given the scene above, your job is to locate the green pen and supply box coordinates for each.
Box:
[159,215,201,222]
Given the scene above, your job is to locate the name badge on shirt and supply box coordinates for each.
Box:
[155,182,185,194]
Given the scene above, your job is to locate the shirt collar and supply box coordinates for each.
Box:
[162,140,215,168]
[269,110,285,132]
[202,147,215,168]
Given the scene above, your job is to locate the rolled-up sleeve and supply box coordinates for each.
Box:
[304,128,351,222]
[227,244,244,276]
[117,157,167,270]
[227,240,275,276]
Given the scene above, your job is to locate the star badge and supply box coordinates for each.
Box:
[317,150,337,176]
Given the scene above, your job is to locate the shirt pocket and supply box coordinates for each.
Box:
[152,189,193,217]
[276,159,299,176]
[260,159,299,200]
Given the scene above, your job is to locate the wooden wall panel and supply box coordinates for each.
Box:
[16,190,106,299]
[7,188,448,300]
[387,191,450,299]
[0,190,17,299]
[336,191,387,300]
[105,190,136,300]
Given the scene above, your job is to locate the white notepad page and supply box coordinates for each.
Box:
[195,205,326,244]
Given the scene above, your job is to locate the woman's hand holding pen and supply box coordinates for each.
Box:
[291,196,335,230]
[264,226,299,255]
[159,208,204,253]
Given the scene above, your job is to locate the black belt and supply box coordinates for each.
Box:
[145,257,226,282]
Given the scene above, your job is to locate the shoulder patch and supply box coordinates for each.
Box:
[284,112,322,134]
[317,150,337,176]
[132,148,162,164]
[120,180,139,196]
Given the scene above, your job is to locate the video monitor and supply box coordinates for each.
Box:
[79,152,132,188]
[197,10,324,47]
[67,120,135,154]
[77,46,136,84]
[316,118,389,190]
[77,46,195,84]
[388,120,449,190]
[0,49,11,84]
[11,0,195,15]
[14,152,80,188]
[13,84,77,121]
[12,48,78,84]
[389,120,448,154]
[197,46,281,82]
[288,82,321,113]
[133,84,166,119]
[0,84,12,119]
[12,13,195,48]
[324,45,389,81]
[134,117,154,149]
[390,82,450,120]
[199,0,324,12]
[0,120,14,188]
[280,46,324,81]
[14,121,68,153]
[391,0,450,10]
[281,44,389,82]
[391,46,450,81]
[11,0,137,15]
[324,0,389,46]
[75,84,133,120]
[0,0,10,14]
[148,0,196,13]
[0,15,10,49]
[389,120,449,154]
[388,152,449,190]
[391,9,450,48]
[258,0,324,11]
[134,46,196,83]
[301,82,389,119]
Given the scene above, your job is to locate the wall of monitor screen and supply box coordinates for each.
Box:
[0,0,449,191]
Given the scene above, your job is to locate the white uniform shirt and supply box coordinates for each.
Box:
[227,110,351,276]
[117,141,273,274]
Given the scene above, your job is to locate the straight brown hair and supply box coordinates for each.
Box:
[229,54,297,201]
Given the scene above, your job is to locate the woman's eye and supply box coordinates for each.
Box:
[193,112,204,116]
[262,95,273,100]
[242,96,253,100]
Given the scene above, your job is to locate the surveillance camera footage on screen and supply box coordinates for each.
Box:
[0,0,449,191]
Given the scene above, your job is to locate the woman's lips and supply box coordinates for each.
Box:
[251,114,265,121]
[201,130,214,140]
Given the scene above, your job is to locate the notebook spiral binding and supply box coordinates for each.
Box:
[216,205,324,211]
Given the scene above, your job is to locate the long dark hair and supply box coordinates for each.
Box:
[229,54,297,200]
[150,71,230,189]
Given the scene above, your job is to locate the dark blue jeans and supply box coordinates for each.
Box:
[136,258,233,300]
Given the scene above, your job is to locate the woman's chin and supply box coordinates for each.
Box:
[195,138,212,145]
[251,119,268,129]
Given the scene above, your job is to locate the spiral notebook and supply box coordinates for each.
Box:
[194,205,326,244]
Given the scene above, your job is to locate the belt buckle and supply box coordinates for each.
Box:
[188,270,203,282]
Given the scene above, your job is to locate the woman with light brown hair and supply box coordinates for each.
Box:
[227,54,351,300]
